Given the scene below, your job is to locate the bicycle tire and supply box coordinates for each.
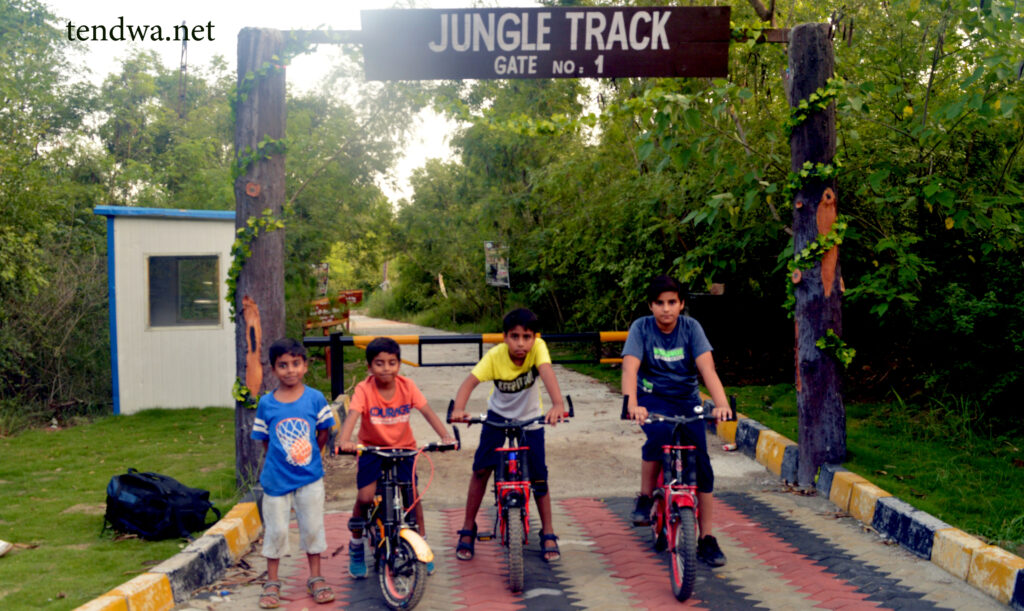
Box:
[379,538,427,610]
[506,510,525,593]
[670,507,698,602]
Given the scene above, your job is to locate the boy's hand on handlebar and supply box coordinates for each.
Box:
[545,405,566,426]
[449,409,469,423]
[440,434,456,445]
[711,404,733,422]
[338,440,358,453]
[629,403,648,422]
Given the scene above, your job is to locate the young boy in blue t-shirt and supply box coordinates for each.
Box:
[621,275,734,568]
[251,338,336,608]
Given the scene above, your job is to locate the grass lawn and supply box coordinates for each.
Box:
[0,408,237,610]
[0,346,359,611]
[550,346,1024,557]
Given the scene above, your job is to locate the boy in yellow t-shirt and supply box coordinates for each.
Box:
[335,337,454,579]
[449,308,566,563]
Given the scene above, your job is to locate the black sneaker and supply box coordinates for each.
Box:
[697,535,727,567]
[631,494,654,526]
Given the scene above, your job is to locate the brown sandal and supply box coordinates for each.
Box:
[259,580,281,609]
[307,576,335,604]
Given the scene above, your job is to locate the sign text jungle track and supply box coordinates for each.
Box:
[360,6,730,81]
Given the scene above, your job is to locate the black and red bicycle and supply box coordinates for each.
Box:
[621,395,733,602]
[447,397,573,592]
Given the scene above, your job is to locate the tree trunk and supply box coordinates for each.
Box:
[788,23,846,485]
[233,28,287,490]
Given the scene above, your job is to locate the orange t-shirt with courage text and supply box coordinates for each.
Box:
[349,374,428,449]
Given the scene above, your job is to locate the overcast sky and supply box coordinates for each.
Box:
[43,0,540,201]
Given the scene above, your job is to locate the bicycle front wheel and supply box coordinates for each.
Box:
[670,507,698,602]
[506,510,525,593]
[379,538,427,610]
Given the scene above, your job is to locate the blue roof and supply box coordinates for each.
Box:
[94,205,235,221]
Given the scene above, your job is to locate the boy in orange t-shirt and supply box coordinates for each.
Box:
[335,337,454,578]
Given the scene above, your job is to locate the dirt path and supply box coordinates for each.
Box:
[323,314,770,511]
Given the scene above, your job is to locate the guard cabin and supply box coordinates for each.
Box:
[95,206,235,414]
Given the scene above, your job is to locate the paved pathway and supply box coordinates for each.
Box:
[173,315,1005,610]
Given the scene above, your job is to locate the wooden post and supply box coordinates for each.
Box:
[788,23,846,485]
[234,28,287,490]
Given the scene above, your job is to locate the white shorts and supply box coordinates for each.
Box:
[260,478,327,559]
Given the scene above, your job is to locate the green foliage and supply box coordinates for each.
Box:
[391,0,1024,411]
[226,209,286,317]
[0,408,236,610]
[815,329,857,368]
[0,0,111,413]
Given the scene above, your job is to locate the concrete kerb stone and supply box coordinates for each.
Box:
[968,544,1024,605]
[755,429,796,476]
[847,479,891,526]
[816,462,846,497]
[735,417,768,459]
[104,573,175,611]
[152,535,234,603]
[780,444,799,483]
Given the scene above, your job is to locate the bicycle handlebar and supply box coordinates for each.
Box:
[446,395,574,426]
[619,395,738,424]
[335,440,460,456]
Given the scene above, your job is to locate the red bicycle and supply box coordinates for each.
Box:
[621,395,730,602]
[447,397,573,592]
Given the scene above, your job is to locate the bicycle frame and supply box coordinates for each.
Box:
[363,449,432,568]
[491,432,532,545]
[621,394,732,602]
[339,439,458,610]
[447,397,573,592]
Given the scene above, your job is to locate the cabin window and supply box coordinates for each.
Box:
[148,256,220,327]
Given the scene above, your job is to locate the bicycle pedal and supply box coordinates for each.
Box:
[477,535,494,541]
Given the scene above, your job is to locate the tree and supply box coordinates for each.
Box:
[0,0,110,416]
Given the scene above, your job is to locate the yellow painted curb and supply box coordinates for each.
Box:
[222,502,261,542]
[932,527,986,581]
[966,544,1024,604]
[203,518,248,560]
[755,430,796,476]
[73,594,129,611]
[716,419,738,443]
[105,572,174,611]
[828,470,868,512]
[847,481,891,525]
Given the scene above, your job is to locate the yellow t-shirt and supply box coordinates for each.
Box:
[471,338,551,421]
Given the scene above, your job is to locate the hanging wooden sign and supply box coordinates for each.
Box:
[360,6,730,80]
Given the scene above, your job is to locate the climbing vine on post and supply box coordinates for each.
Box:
[226,208,286,318]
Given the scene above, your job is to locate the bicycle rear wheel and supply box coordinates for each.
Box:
[379,538,427,609]
[670,507,698,602]
[506,510,525,592]
[651,490,667,551]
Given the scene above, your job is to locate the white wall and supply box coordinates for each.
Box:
[113,216,235,414]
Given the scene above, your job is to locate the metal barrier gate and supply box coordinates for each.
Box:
[303,331,627,400]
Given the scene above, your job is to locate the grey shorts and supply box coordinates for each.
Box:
[260,478,327,558]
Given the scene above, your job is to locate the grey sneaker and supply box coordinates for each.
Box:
[631,494,654,526]
[697,535,727,567]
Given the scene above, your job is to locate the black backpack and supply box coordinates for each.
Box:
[103,468,222,540]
